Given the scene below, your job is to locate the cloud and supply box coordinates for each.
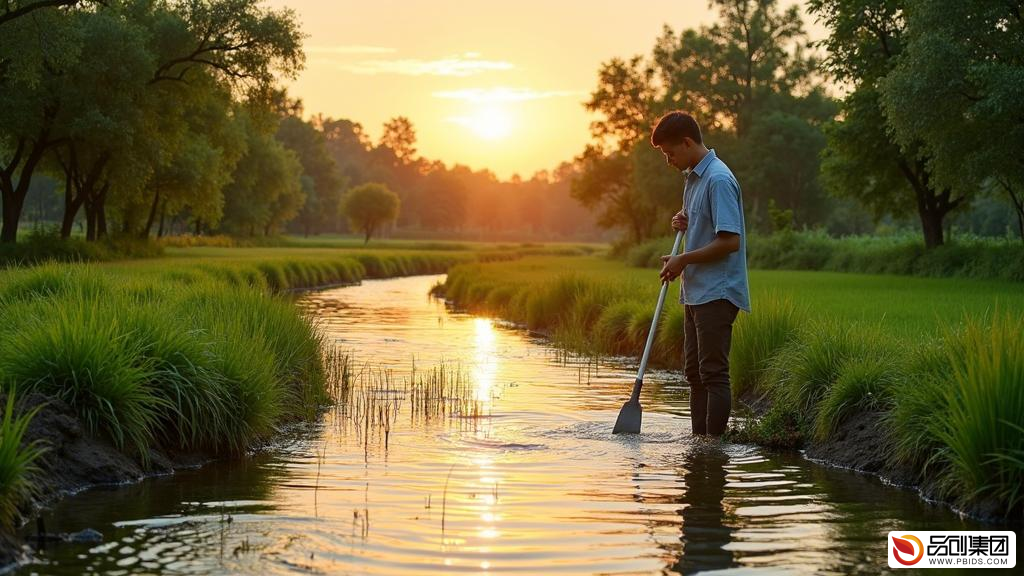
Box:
[332,53,513,77]
[433,87,583,103]
[304,45,397,55]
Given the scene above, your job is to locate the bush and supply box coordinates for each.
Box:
[626,231,1024,282]
[0,228,163,266]
[729,294,806,398]
[932,314,1024,513]
[0,294,164,455]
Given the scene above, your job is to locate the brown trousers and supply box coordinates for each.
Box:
[683,299,739,436]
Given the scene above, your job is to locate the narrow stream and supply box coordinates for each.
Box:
[21,274,982,575]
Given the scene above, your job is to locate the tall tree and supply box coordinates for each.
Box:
[584,55,658,152]
[220,106,304,236]
[277,114,344,236]
[379,116,417,165]
[653,0,816,137]
[809,0,966,247]
[571,144,657,243]
[0,1,82,242]
[881,0,1024,241]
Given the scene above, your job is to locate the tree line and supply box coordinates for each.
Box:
[1,0,599,245]
[575,0,1024,248]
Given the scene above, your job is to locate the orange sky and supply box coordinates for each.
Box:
[266,1,825,180]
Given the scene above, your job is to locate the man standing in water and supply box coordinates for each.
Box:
[652,111,750,437]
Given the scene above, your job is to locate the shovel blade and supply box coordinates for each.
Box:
[612,399,642,434]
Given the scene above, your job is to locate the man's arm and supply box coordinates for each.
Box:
[660,175,743,282]
[659,232,739,282]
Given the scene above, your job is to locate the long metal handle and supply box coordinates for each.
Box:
[631,229,684,399]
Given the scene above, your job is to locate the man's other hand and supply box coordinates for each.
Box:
[659,254,684,283]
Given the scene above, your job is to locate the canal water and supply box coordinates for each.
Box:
[21,275,982,575]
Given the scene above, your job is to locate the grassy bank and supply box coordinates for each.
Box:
[437,255,1024,519]
[0,244,540,531]
[626,231,1024,282]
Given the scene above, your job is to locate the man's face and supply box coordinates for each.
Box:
[657,139,692,171]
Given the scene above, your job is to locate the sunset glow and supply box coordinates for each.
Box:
[264,1,824,179]
[451,105,514,141]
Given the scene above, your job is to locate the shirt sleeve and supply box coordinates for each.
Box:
[709,176,743,235]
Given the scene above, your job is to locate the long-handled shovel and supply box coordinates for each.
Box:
[612,229,684,434]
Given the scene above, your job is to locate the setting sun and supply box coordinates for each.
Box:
[449,105,514,141]
[469,106,513,140]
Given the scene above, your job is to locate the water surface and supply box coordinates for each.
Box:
[22,275,981,575]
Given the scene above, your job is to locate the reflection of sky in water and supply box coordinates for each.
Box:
[23,275,981,575]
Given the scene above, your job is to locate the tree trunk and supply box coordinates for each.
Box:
[60,163,76,239]
[195,218,201,236]
[157,203,167,238]
[142,188,161,238]
[84,200,97,241]
[0,132,51,243]
[897,158,963,249]
[1,187,25,243]
[918,207,944,248]
[999,179,1024,243]
[95,183,109,239]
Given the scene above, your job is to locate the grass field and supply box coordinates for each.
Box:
[438,254,1024,518]
[442,255,1024,335]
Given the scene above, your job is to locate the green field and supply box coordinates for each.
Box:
[444,255,1024,336]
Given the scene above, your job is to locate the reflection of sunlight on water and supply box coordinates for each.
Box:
[472,318,498,405]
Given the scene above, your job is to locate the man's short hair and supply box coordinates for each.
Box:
[651,111,703,146]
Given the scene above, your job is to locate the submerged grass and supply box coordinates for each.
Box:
[436,254,1024,518]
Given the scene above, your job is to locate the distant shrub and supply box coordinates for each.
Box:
[625,230,1024,282]
[0,228,163,266]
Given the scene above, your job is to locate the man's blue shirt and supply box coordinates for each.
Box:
[680,148,751,312]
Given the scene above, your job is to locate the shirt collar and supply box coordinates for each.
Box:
[690,148,716,178]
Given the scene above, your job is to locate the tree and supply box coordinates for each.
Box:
[147,0,304,95]
[220,105,304,236]
[0,0,99,27]
[379,116,417,165]
[577,0,830,241]
[744,111,829,225]
[571,144,657,243]
[418,169,467,231]
[653,0,816,137]
[584,55,658,152]
[341,182,399,244]
[0,0,306,243]
[881,0,1024,241]
[277,114,344,236]
[30,4,154,241]
[0,1,82,242]
[809,0,967,247]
